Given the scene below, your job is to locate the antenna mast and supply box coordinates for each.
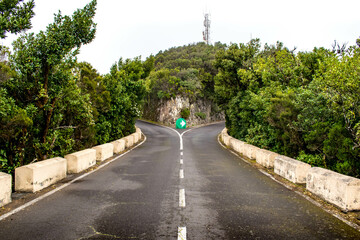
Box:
[203,13,211,45]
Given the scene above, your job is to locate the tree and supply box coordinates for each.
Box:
[76,61,110,120]
[97,57,147,144]
[315,47,360,150]
[214,39,261,108]
[6,0,97,160]
[0,88,33,173]
[0,0,35,39]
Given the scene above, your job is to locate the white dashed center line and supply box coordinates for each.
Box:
[167,127,191,239]
[178,226,187,240]
[179,189,186,207]
[180,169,184,179]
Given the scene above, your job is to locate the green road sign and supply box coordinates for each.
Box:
[176,118,187,129]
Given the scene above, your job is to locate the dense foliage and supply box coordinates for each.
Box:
[143,42,225,122]
[0,0,146,174]
[0,0,35,39]
[146,42,226,101]
[216,39,360,177]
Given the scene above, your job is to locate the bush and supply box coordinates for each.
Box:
[180,108,190,119]
[297,151,325,168]
[195,112,206,120]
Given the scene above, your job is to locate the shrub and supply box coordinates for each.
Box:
[195,112,206,120]
[180,108,190,119]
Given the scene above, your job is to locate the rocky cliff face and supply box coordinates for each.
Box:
[142,96,224,126]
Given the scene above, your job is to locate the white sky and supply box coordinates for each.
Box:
[1,0,360,74]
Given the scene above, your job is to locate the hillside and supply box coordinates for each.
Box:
[142,42,226,125]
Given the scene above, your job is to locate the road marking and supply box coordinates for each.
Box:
[179,189,186,207]
[162,125,192,238]
[0,133,147,222]
[180,169,184,179]
[178,227,187,240]
[165,126,191,151]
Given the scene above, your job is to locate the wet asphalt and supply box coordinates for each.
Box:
[0,121,359,239]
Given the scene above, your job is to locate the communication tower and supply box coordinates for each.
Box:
[202,13,211,45]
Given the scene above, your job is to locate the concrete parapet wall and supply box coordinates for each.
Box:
[132,133,139,144]
[274,155,311,184]
[15,157,67,193]
[230,138,244,155]
[112,139,126,154]
[221,129,231,146]
[256,149,279,168]
[0,172,12,207]
[123,135,134,149]
[92,143,114,162]
[136,127,142,139]
[243,144,260,160]
[132,127,142,144]
[65,149,96,174]
[307,167,360,211]
[0,126,143,207]
[220,127,360,210]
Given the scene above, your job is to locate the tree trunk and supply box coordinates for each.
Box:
[42,97,57,145]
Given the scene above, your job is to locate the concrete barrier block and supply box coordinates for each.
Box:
[92,143,114,162]
[15,157,67,193]
[256,149,279,168]
[222,131,231,146]
[112,139,126,154]
[65,149,96,174]
[228,137,236,150]
[274,155,311,184]
[243,143,260,160]
[123,135,134,149]
[136,127,142,138]
[307,167,360,211]
[132,132,139,144]
[220,128,226,142]
[0,172,12,207]
[230,138,245,155]
[133,128,142,144]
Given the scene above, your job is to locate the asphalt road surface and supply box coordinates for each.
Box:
[0,121,359,239]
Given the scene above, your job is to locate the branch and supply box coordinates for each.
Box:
[55,126,77,130]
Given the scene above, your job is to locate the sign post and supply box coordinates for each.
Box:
[176,118,187,129]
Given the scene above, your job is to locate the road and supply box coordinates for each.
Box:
[0,121,359,239]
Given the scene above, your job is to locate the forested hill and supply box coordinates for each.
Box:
[154,42,225,74]
[142,42,226,124]
[146,42,226,100]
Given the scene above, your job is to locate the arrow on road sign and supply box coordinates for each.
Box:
[176,118,187,129]
[180,120,185,127]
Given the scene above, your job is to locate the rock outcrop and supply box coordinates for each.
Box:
[143,96,224,126]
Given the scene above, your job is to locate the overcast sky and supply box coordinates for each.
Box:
[2,0,360,74]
